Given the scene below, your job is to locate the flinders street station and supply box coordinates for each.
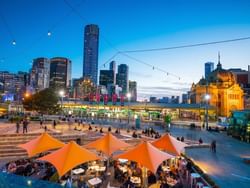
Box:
[190,58,244,117]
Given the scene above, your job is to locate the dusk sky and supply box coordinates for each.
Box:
[0,0,250,100]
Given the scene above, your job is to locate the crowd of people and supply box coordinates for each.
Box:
[142,128,161,139]
[113,157,188,188]
[5,159,55,181]
[15,117,29,134]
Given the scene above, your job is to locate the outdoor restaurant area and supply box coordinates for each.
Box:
[0,129,212,188]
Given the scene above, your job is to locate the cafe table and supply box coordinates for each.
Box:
[131,176,141,184]
[88,177,102,186]
[72,168,85,175]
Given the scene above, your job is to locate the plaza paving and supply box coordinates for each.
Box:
[169,125,250,188]
[0,118,250,188]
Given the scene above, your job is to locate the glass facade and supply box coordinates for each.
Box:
[49,57,71,89]
[83,24,99,85]
[116,64,129,94]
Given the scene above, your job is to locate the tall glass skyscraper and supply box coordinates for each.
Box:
[116,64,129,94]
[205,62,214,79]
[83,24,99,85]
[49,57,72,89]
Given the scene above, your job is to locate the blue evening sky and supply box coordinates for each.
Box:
[0,0,250,100]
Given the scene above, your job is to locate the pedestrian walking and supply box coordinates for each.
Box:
[40,119,43,128]
[213,140,216,153]
[23,119,28,134]
[16,121,20,133]
[210,140,217,153]
[53,120,57,129]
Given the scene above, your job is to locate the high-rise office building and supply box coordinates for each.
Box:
[129,81,137,102]
[83,24,99,85]
[49,57,71,89]
[0,71,28,101]
[116,64,129,94]
[30,57,50,91]
[109,61,116,84]
[205,62,214,79]
[99,70,114,88]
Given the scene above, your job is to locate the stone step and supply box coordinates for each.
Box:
[0,148,25,153]
[0,132,62,140]
[0,139,78,147]
[0,151,27,158]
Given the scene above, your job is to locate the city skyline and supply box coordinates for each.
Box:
[0,0,250,100]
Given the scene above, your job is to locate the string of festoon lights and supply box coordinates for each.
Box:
[0,0,86,60]
[1,0,250,81]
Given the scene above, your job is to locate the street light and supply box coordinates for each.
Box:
[204,94,210,130]
[59,90,65,116]
[126,93,131,125]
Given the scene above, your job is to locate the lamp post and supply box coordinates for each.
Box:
[204,94,210,130]
[126,93,131,125]
[59,90,64,116]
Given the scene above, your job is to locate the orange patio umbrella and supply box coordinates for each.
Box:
[84,132,130,156]
[151,134,187,156]
[38,141,101,177]
[18,132,65,157]
[114,141,174,173]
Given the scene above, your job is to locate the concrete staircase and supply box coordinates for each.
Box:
[0,131,85,161]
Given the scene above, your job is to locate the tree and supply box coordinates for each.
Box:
[164,114,172,132]
[23,88,60,114]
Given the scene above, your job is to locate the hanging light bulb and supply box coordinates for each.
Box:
[47,31,51,36]
[12,40,16,45]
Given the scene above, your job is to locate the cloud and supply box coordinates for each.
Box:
[138,86,189,93]
[171,82,192,86]
[130,71,152,78]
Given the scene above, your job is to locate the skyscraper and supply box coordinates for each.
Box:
[30,57,50,91]
[49,57,72,89]
[99,70,114,87]
[205,62,214,79]
[129,81,137,102]
[83,24,99,85]
[109,61,116,84]
[116,64,129,94]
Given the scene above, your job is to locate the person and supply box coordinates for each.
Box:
[148,171,157,185]
[53,120,57,129]
[99,128,103,133]
[23,119,28,134]
[40,119,43,128]
[65,177,72,188]
[211,140,216,153]
[16,121,20,133]
[108,126,112,132]
[77,176,89,188]
[88,125,92,130]
[7,162,17,173]
[181,136,184,142]
[160,181,169,188]
[132,131,137,138]
[213,140,216,153]
[198,138,203,144]
[115,128,119,134]
[122,176,135,188]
